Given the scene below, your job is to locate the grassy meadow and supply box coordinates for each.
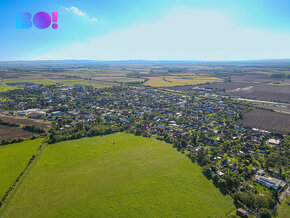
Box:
[0,138,44,200]
[1,133,234,218]
[278,196,290,218]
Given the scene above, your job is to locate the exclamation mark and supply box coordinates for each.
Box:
[52,12,58,29]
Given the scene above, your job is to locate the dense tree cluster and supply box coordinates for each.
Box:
[23,125,46,133]
[0,119,20,127]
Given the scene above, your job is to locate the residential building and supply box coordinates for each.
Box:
[256,169,265,176]
[255,175,282,190]
[236,208,248,217]
[267,139,281,145]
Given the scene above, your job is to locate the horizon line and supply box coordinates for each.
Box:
[1,58,290,63]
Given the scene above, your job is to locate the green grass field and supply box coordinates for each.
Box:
[1,133,234,217]
[0,138,44,200]
[0,84,15,92]
[278,196,290,218]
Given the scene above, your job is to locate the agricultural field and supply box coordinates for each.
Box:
[0,116,51,130]
[201,82,255,90]
[201,82,290,102]
[0,126,34,141]
[227,84,290,102]
[92,76,144,83]
[3,77,117,88]
[4,77,59,86]
[234,109,290,134]
[257,105,290,114]
[0,84,14,92]
[231,74,284,83]
[0,138,44,200]
[61,68,145,83]
[0,133,234,218]
[59,80,117,88]
[144,75,221,87]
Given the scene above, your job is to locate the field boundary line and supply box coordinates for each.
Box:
[0,139,48,216]
[225,207,237,217]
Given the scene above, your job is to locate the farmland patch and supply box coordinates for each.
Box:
[0,116,51,130]
[234,109,290,134]
[0,126,34,141]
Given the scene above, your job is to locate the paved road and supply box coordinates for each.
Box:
[279,186,290,203]
[271,185,289,212]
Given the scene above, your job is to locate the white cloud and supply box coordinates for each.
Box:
[91,18,98,22]
[70,7,86,16]
[65,7,86,16]
[65,6,98,22]
[40,9,290,60]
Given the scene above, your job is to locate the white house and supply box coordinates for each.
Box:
[267,139,281,145]
[256,169,265,176]
[17,111,27,116]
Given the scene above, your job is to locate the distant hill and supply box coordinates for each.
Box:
[0,59,290,66]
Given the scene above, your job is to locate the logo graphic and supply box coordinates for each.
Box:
[16,12,58,29]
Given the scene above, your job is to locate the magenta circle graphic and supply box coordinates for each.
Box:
[33,12,51,29]
[52,23,58,29]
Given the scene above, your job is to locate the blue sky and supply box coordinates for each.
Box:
[0,0,290,61]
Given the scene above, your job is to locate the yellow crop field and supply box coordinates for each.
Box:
[0,86,15,92]
[4,77,117,88]
[144,76,221,87]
